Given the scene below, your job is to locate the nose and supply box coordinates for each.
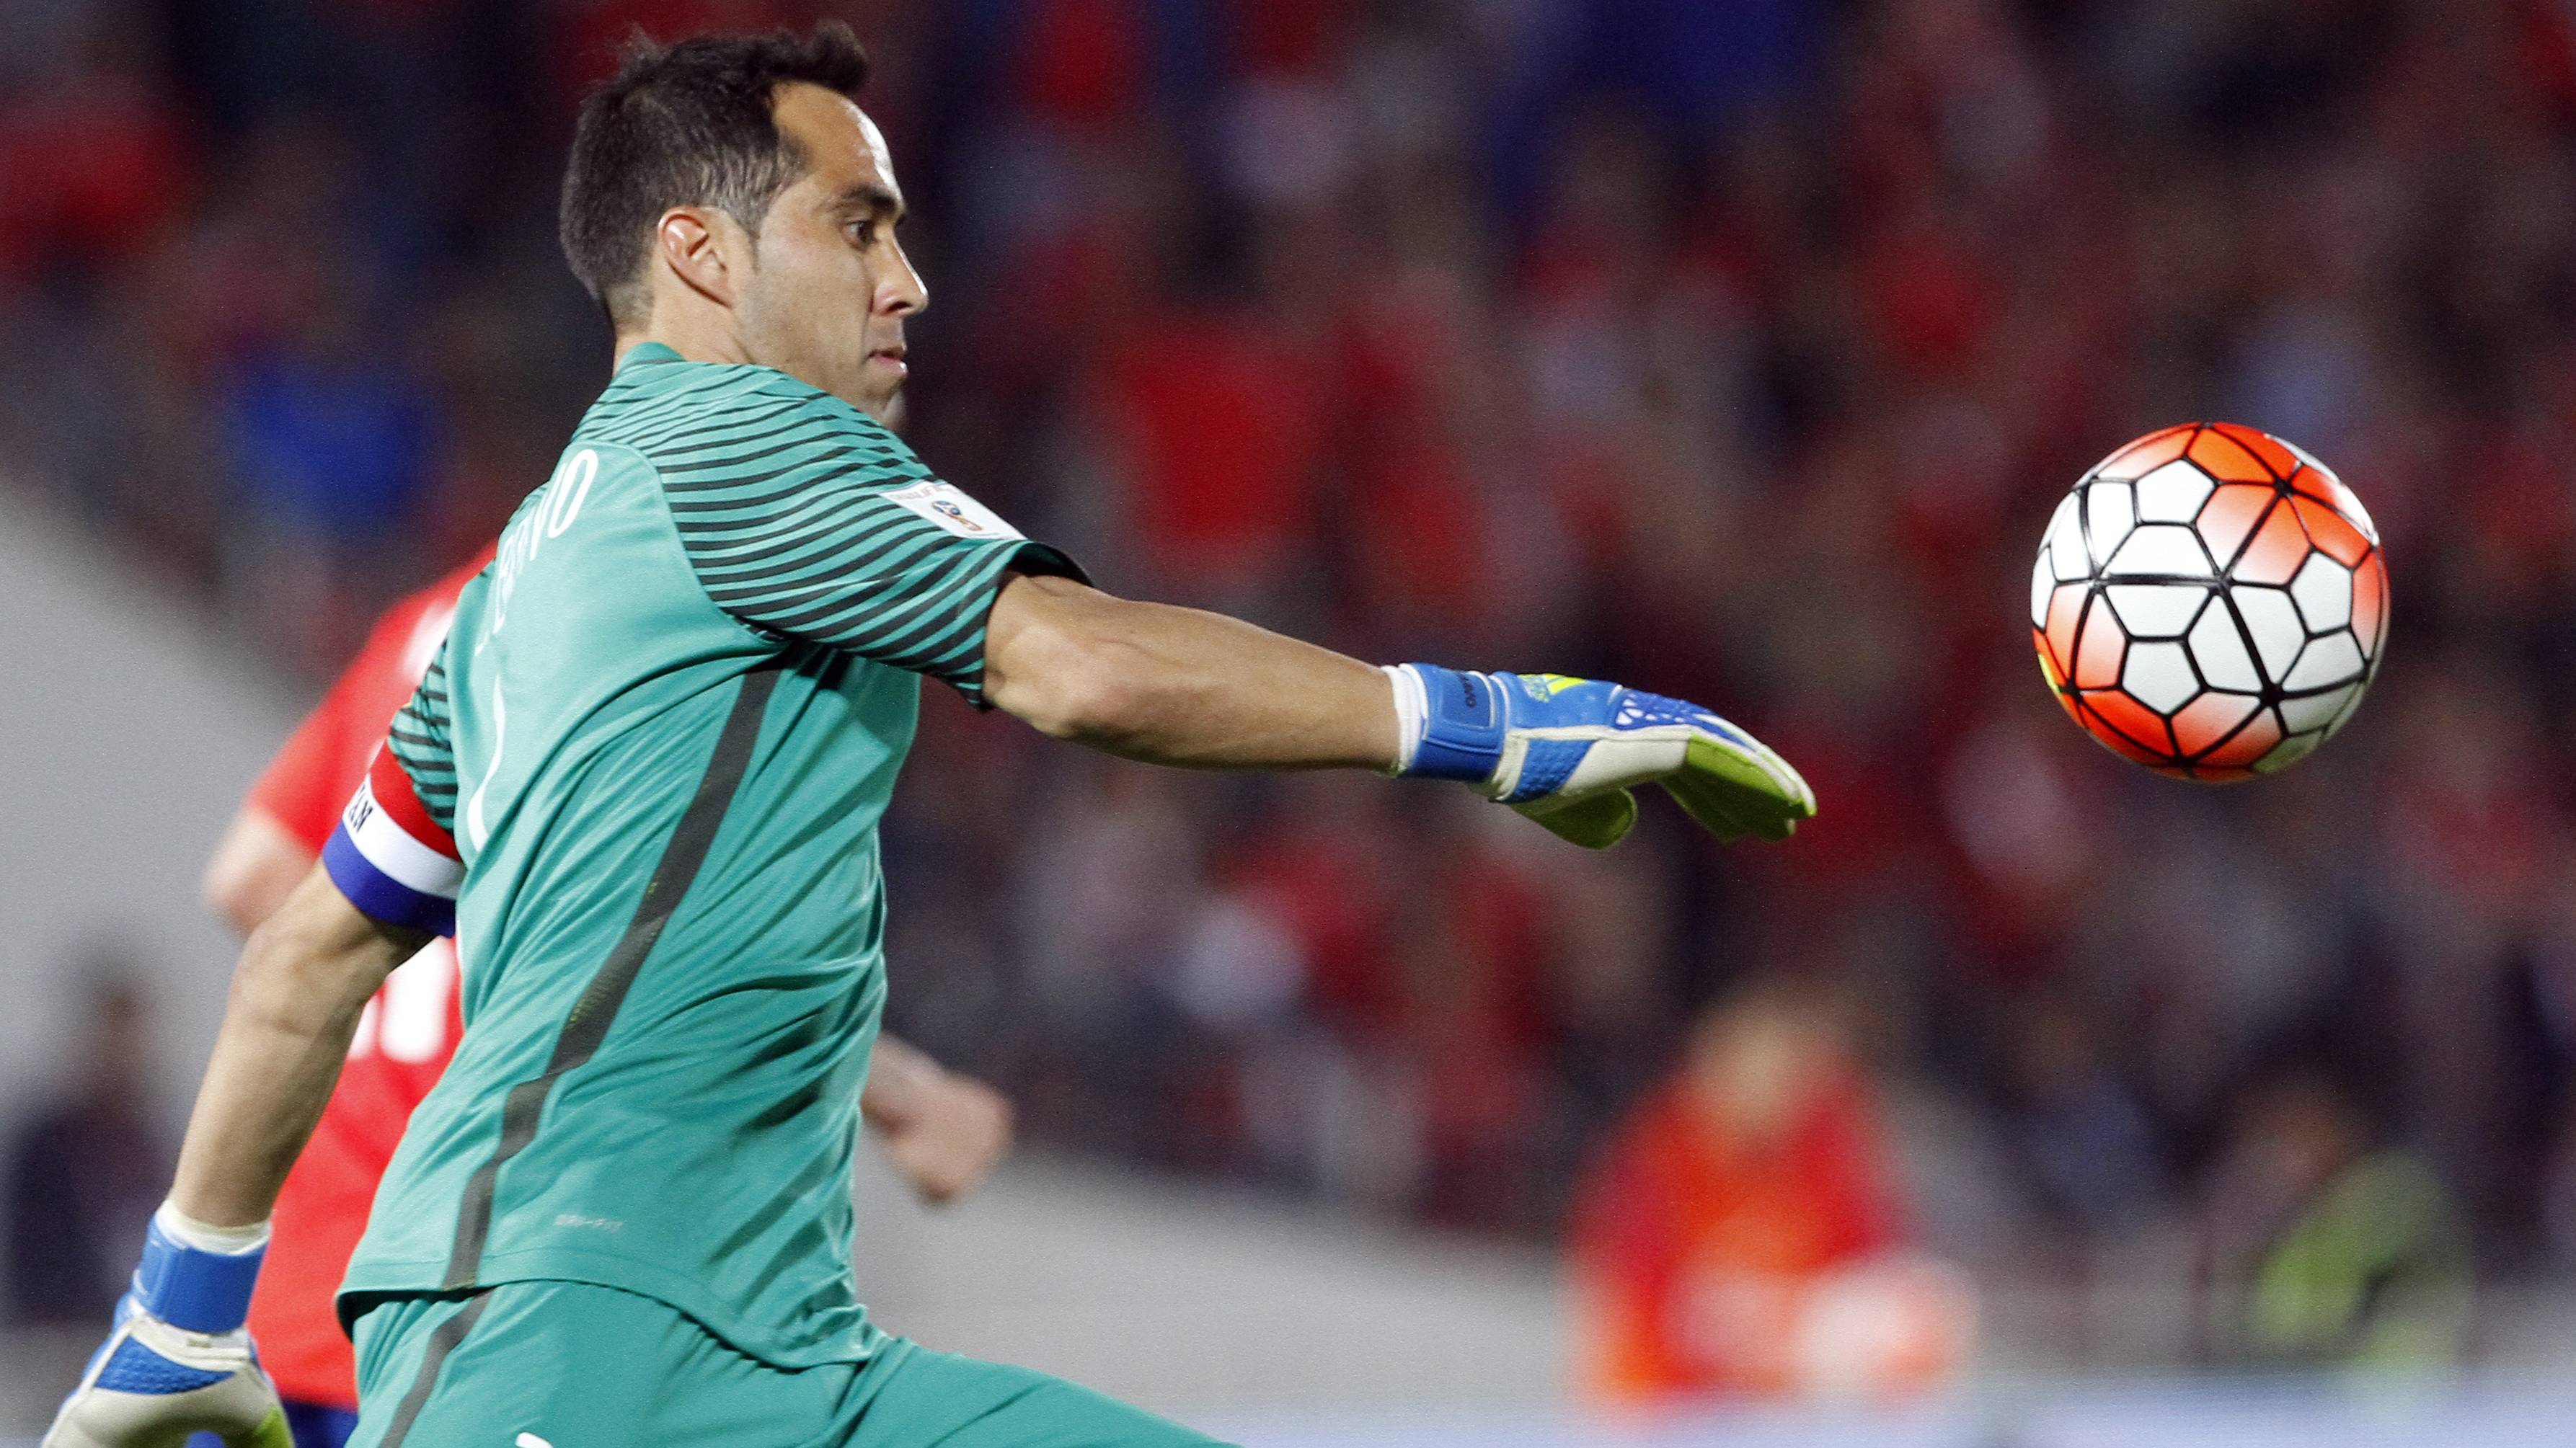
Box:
[880,239,928,318]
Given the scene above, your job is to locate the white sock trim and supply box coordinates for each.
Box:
[156,1202,270,1256]
[1381,665,1427,775]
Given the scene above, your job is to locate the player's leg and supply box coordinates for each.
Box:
[838,1338,1234,1448]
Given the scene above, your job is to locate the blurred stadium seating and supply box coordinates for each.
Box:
[12,0,2576,1436]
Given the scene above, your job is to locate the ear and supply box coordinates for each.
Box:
[653,206,746,308]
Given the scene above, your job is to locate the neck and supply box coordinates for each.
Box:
[616,331,751,369]
[617,293,753,369]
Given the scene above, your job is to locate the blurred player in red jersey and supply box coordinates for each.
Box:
[1569,981,1969,1405]
[198,548,1017,1448]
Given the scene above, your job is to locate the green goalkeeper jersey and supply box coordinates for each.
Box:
[337,342,1078,1367]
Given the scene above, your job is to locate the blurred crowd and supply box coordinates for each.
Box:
[14,0,2576,1388]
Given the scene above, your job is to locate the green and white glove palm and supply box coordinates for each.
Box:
[45,1207,291,1448]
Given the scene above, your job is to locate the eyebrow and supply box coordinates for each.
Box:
[833,182,904,225]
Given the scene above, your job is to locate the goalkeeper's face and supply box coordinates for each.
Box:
[735,83,927,423]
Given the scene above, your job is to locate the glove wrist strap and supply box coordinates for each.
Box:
[133,1202,267,1334]
[1380,665,1424,774]
[1391,664,1507,784]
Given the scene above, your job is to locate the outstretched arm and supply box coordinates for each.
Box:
[634,399,1808,843]
[981,572,1815,849]
[983,573,1399,770]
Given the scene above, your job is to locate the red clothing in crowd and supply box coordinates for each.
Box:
[1570,1075,1899,1402]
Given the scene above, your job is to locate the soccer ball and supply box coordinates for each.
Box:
[2031,423,2389,781]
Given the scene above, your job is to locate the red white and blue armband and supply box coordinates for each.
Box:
[321,750,463,936]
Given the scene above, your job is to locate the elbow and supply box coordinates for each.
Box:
[223,912,324,1040]
[234,901,333,1005]
[1006,628,1160,747]
[226,875,411,1034]
[984,579,1167,747]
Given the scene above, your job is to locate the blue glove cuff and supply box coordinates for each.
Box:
[132,1213,264,1334]
[1397,664,1508,783]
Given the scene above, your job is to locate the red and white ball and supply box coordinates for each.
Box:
[2032,423,2389,781]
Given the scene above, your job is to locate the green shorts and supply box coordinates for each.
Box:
[347,1282,1230,1448]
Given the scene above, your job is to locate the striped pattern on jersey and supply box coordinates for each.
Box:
[389,650,459,835]
[581,351,1080,703]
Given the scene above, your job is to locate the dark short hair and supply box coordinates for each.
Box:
[559,22,872,326]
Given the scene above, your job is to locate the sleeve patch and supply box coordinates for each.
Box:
[880,481,1027,541]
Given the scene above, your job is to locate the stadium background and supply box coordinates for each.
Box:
[9,0,2576,1440]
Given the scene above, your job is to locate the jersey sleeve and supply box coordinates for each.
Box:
[320,747,464,936]
[322,647,464,933]
[647,400,1083,704]
[384,648,459,834]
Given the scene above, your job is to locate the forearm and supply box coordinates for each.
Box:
[984,574,1398,770]
[170,869,422,1227]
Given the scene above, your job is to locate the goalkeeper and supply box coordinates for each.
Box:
[46,22,1812,1448]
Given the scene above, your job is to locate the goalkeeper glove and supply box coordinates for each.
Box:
[1385,665,1815,849]
[44,1205,291,1448]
